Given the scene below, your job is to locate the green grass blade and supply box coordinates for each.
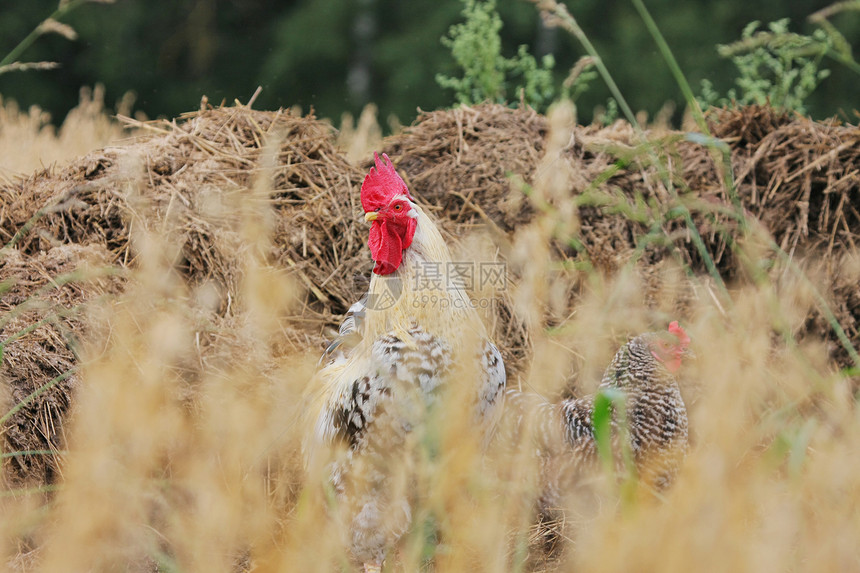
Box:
[629,0,711,133]
[592,390,613,471]
[1,450,67,459]
[0,484,62,498]
[0,367,78,427]
[0,0,96,68]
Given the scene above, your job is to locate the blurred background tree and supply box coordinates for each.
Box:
[0,0,857,128]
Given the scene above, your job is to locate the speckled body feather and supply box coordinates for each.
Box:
[306,201,506,567]
[505,328,689,512]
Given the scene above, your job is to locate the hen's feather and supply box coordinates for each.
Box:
[503,327,689,513]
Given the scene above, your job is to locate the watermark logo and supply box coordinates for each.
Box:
[479,262,507,291]
[362,262,507,311]
[412,261,506,292]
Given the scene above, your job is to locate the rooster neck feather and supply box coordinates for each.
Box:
[363,204,485,344]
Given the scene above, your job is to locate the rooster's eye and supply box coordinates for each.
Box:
[393,204,403,211]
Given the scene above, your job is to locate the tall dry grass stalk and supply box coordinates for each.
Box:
[491,102,860,572]
[1,97,858,572]
[337,104,385,166]
[15,143,316,572]
[0,85,136,179]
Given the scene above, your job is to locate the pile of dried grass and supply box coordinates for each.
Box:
[1,244,123,485]
[383,103,860,370]
[1,105,367,484]
[386,104,858,270]
[1,101,858,488]
[384,104,547,232]
[1,104,368,332]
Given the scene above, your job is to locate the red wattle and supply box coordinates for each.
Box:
[652,349,682,374]
[402,217,417,250]
[368,220,403,275]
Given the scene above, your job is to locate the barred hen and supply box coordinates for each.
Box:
[506,322,690,512]
[305,153,506,572]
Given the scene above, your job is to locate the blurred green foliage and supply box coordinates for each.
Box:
[435,0,555,109]
[698,19,834,114]
[0,0,857,127]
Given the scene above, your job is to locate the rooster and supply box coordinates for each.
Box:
[505,322,690,513]
[306,153,506,572]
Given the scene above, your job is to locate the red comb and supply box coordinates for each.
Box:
[361,153,413,213]
[668,321,690,348]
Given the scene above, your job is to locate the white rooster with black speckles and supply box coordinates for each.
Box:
[305,153,506,572]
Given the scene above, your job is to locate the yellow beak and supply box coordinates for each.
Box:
[364,211,378,222]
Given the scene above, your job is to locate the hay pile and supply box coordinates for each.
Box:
[1,101,858,487]
[1,244,122,485]
[386,104,859,270]
[1,106,367,323]
[1,106,368,484]
[383,103,860,369]
[385,105,547,232]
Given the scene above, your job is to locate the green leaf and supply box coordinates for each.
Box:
[437,0,555,109]
[593,387,626,473]
[0,367,77,427]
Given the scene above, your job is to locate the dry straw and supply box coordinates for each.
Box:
[1,99,858,571]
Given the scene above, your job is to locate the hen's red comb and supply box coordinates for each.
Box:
[668,321,690,349]
[361,152,413,213]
